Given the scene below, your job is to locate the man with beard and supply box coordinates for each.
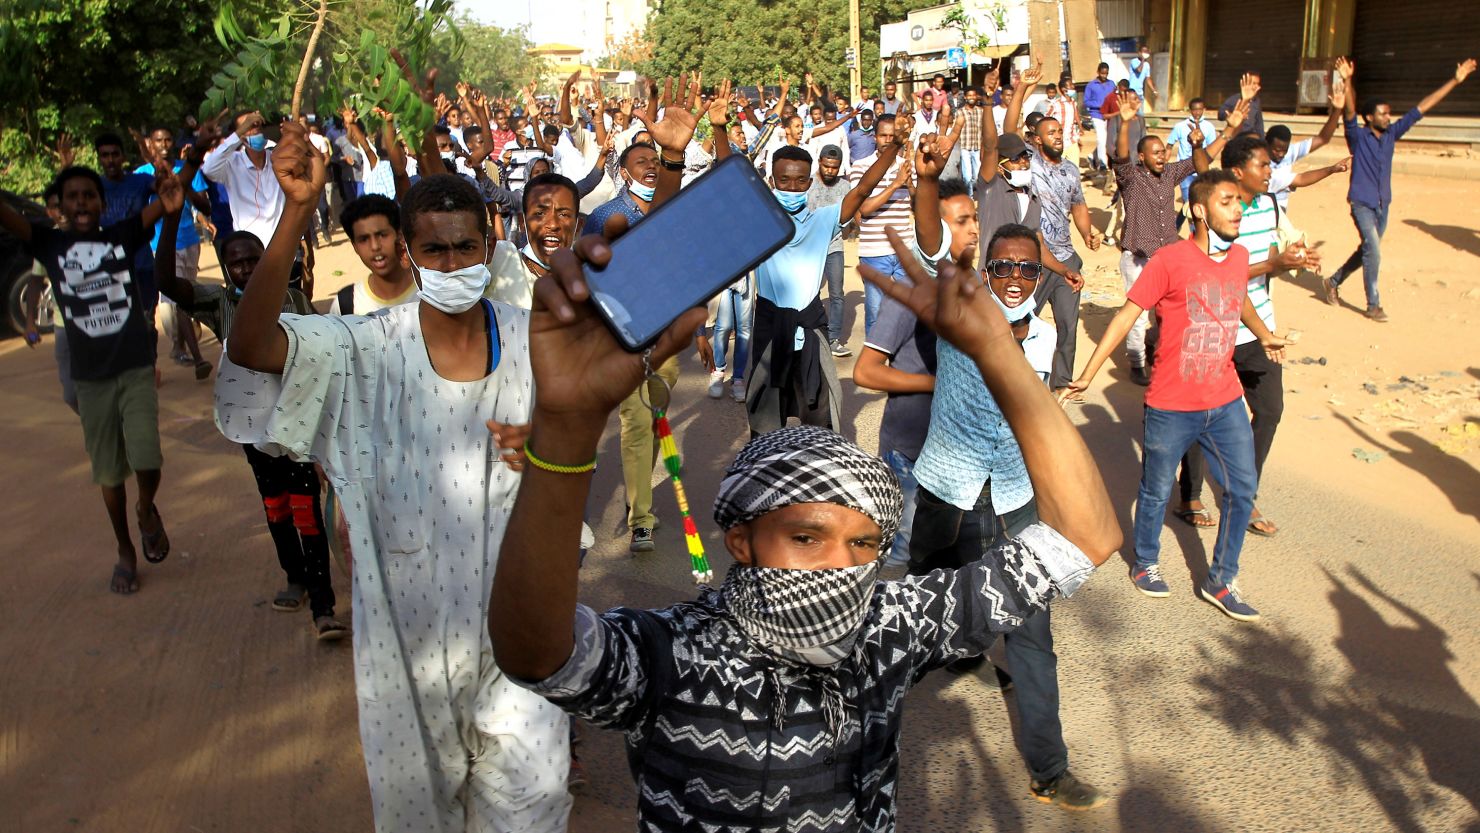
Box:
[1064,169,1280,622]
[491,219,1120,831]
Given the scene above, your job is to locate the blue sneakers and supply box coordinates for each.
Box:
[1130,564,1170,597]
[1199,579,1261,622]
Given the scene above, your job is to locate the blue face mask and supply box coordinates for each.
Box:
[625,176,655,202]
[773,188,808,214]
[245,134,268,152]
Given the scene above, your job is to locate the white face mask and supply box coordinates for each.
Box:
[408,244,491,314]
[1003,167,1032,189]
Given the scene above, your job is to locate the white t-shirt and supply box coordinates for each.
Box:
[327,277,417,316]
[484,240,538,310]
[213,302,571,830]
[1270,138,1312,208]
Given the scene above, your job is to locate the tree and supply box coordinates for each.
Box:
[200,0,464,145]
[424,16,549,100]
[642,0,929,94]
[601,30,654,71]
[0,0,242,193]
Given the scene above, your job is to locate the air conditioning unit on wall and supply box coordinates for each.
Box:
[1298,68,1332,107]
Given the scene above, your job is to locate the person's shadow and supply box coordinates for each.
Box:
[1331,411,1480,522]
[1404,219,1480,258]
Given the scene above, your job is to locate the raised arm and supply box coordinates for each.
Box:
[558,69,581,128]
[862,229,1119,562]
[706,80,733,163]
[1417,58,1475,114]
[1203,98,1248,162]
[491,221,708,681]
[225,122,324,373]
[813,105,861,137]
[912,135,946,257]
[1334,58,1357,120]
[980,66,1002,171]
[1112,95,1136,163]
[855,149,909,216]
[636,73,704,210]
[1004,61,1043,135]
[150,173,195,307]
[1311,87,1344,151]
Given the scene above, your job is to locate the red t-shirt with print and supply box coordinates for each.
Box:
[1128,238,1250,412]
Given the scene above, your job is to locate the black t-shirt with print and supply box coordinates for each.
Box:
[31,217,156,381]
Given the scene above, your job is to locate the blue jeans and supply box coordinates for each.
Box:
[883,450,919,564]
[1333,200,1388,308]
[1134,399,1257,586]
[712,277,753,381]
[823,251,846,343]
[960,150,982,197]
[860,253,907,335]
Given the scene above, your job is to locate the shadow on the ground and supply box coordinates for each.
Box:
[1330,411,1480,522]
[1194,565,1480,832]
[1404,219,1480,258]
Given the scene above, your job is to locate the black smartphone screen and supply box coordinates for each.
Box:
[584,155,795,351]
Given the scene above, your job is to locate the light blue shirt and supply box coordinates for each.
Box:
[136,161,208,252]
[1128,57,1152,95]
[1166,116,1218,162]
[755,201,846,346]
[913,313,1056,513]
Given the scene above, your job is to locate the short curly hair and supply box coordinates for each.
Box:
[400,174,488,242]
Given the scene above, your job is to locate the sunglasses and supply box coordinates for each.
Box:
[984,259,1044,280]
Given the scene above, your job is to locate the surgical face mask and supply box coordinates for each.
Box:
[1002,167,1032,189]
[1198,212,1235,254]
[624,174,655,202]
[1065,89,1077,98]
[773,188,808,214]
[861,124,874,133]
[722,561,881,666]
[245,134,268,152]
[992,285,1035,322]
[520,242,549,270]
[408,244,491,314]
[441,151,456,164]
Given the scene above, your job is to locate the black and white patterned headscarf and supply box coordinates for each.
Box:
[713,427,903,669]
[713,425,903,554]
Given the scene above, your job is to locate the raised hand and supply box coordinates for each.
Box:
[860,228,1013,360]
[1021,60,1043,88]
[1226,97,1252,131]
[1240,72,1261,101]
[1118,91,1140,121]
[154,166,185,214]
[389,49,440,108]
[706,79,732,125]
[340,105,358,126]
[270,121,327,209]
[914,134,948,179]
[1457,58,1477,83]
[235,110,265,140]
[633,73,704,153]
[984,64,1001,94]
[1333,57,1354,80]
[1189,123,1206,147]
[48,132,75,169]
[1332,155,1352,173]
[529,215,707,420]
[778,72,791,105]
[1328,85,1346,111]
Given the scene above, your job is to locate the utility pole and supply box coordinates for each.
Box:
[849,0,862,101]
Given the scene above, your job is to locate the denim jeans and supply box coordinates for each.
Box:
[712,276,753,381]
[960,150,982,197]
[1135,399,1257,586]
[823,251,846,343]
[860,253,907,335]
[1333,200,1389,308]
[883,450,919,565]
[908,487,1067,781]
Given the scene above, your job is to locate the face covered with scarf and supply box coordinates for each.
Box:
[713,426,903,666]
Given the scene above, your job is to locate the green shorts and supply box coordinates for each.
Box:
[74,365,162,487]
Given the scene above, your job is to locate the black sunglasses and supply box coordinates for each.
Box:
[984,259,1044,280]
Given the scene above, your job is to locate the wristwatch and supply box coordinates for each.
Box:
[659,151,686,171]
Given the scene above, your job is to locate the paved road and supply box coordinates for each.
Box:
[5,166,1478,832]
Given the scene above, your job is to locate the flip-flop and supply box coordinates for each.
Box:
[140,505,170,563]
[315,615,349,641]
[273,585,307,612]
[110,564,139,595]
[1175,508,1216,528]
[1247,516,1279,537]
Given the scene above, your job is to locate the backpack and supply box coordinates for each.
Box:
[335,284,355,315]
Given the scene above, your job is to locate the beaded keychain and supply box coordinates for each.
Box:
[641,350,714,585]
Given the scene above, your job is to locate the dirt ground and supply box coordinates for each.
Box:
[3,143,1478,832]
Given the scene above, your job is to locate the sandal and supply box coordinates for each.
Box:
[273,585,307,612]
[110,564,140,595]
[194,360,214,380]
[1175,508,1216,528]
[139,505,170,563]
[1247,515,1279,537]
[315,615,349,641]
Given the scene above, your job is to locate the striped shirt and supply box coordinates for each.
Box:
[1235,193,1280,345]
[850,154,914,257]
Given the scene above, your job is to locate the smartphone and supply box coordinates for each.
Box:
[584,154,795,352]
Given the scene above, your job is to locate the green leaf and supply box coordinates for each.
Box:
[225,62,246,79]
[276,14,290,41]
[333,51,348,64]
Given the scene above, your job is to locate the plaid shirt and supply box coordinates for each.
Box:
[957,105,984,152]
[1114,157,1198,258]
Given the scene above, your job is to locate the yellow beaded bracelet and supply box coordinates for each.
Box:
[523,442,597,474]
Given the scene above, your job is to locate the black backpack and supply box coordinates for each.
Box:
[335,284,354,315]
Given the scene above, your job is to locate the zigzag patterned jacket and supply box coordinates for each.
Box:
[522,523,1094,832]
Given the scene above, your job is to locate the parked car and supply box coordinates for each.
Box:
[0,190,51,337]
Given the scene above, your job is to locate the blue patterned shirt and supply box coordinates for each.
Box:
[1030,153,1085,264]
